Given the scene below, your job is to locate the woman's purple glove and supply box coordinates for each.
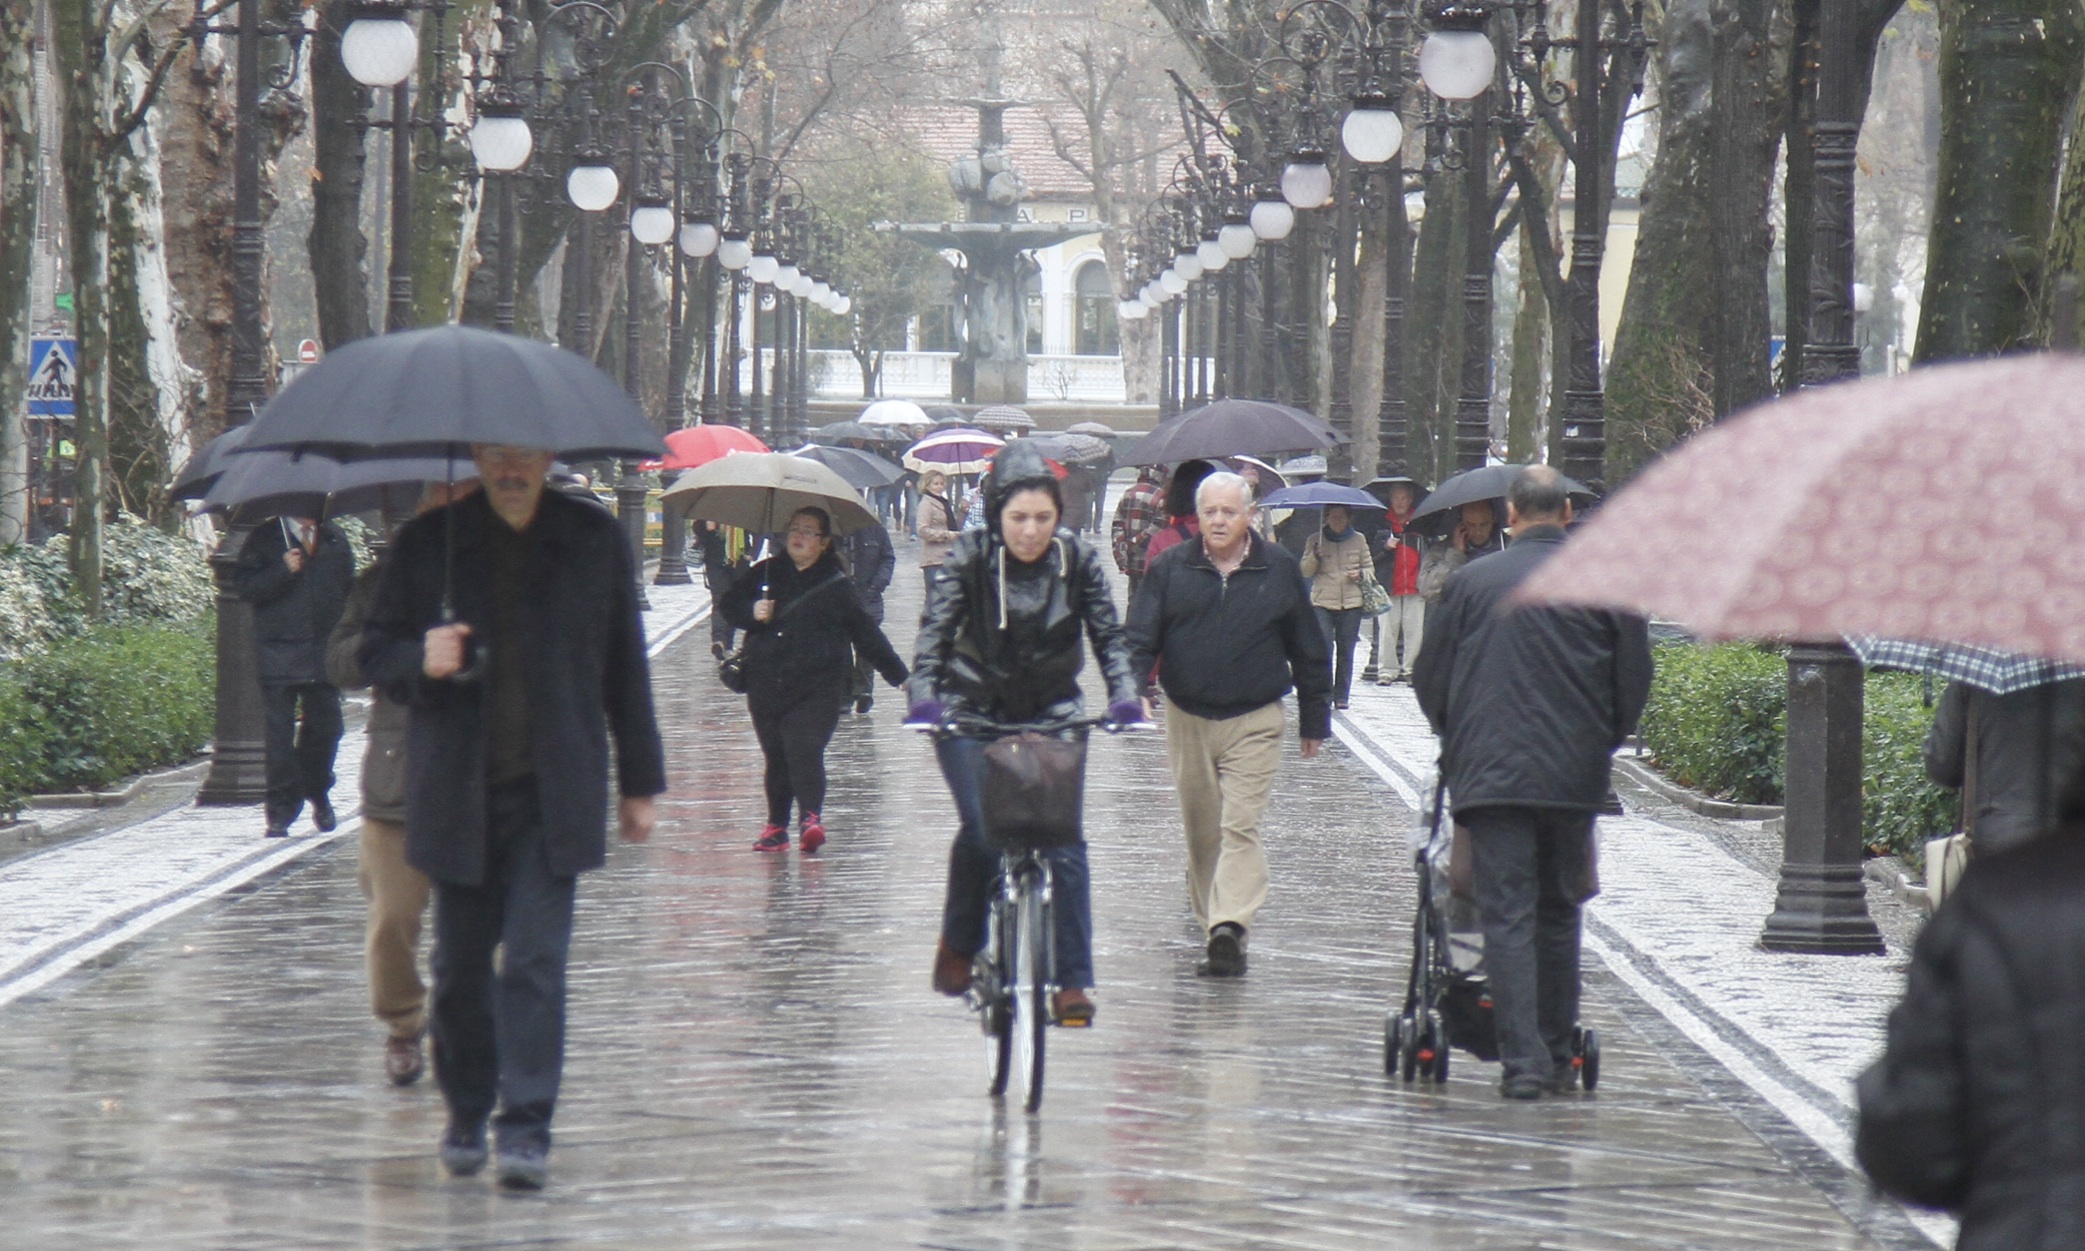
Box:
[904,699,947,729]
[1105,698,1148,729]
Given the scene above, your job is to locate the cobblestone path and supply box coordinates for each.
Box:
[0,551,1932,1249]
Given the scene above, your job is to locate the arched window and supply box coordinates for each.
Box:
[1073,261,1119,356]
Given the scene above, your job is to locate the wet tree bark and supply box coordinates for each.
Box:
[308,1,372,350]
[1406,170,1464,485]
[1705,0,1786,421]
[0,5,37,543]
[1917,0,2082,360]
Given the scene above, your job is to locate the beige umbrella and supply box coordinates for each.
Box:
[660,451,878,536]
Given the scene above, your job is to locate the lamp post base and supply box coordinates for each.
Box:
[1761,642,1886,955]
[1760,861,1886,954]
[616,466,651,610]
[198,534,268,806]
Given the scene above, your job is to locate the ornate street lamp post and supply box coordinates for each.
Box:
[340,0,450,333]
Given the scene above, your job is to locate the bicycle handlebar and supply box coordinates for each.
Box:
[904,714,1154,736]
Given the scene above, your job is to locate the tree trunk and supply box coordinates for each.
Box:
[49,0,108,614]
[0,5,37,544]
[1920,0,2082,360]
[1607,0,1723,482]
[1348,182,1391,483]
[308,1,371,349]
[407,2,485,328]
[1705,0,1787,420]
[1407,170,1465,485]
[2033,15,2085,347]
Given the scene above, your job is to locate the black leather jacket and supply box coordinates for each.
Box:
[909,527,1141,725]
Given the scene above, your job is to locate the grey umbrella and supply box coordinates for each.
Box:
[1025,432,1112,465]
[237,324,665,462]
[1409,464,1593,522]
[1118,399,1345,466]
[201,449,464,520]
[786,444,903,490]
[171,424,254,501]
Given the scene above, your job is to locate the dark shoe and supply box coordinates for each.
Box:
[799,813,826,855]
[1500,1074,1545,1101]
[711,641,728,660]
[385,1035,425,1086]
[264,821,290,839]
[932,939,972,996]
[854,696,873,715]
[752,824,789,852]
[1199,923,1247,977]
[495,1141,548,1190]
[1335,700,1350,711]
[1051,988,1095,1027]
[310,796,338,833]
[438,1123,489,1176]
[1542,1070,1580,1096]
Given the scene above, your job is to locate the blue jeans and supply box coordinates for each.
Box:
[935,735,1094,989]
[1315,606,1363,704]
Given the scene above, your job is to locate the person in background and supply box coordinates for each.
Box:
[1140,459,1216,571]
[1110,465,1166,604]
[1127,472,1331,979]
[1299,503,1371,711]
[840,516,898,715]
[721,507,908,853]
[1923,676,2085,855]
[916,469,957,592]
[235,511,357,839]
[326,477,478,1088]
[696,520,748,659]
[1374,478,1426,684]
[1417,498,1505,605]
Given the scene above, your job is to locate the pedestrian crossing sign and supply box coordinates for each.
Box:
[27,336,77,418]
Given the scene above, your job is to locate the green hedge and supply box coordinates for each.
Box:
[0,619,215,814]
[1641,643,1957,859]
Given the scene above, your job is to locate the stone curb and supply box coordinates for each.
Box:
[1613,755,1785,823]
[27,758,211,811]
[1865,854,1934,916]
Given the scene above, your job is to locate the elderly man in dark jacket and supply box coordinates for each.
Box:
[840,518,897,714]
[1922,677,2085,854]
[1858,822,2085,1250]
[1127,470,1331,978]
[1412,465,1651,1100]
[358,444,664,1190]
[234,514,356,838]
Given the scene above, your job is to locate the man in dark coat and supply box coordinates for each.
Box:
[696,521,748,658]
[358,444,665,1190]
[1412,465,1651,1100]
[1922,677,2085,854]
[1858,821,2085,1251]
[233,514,356,838]
[839,518,897,714]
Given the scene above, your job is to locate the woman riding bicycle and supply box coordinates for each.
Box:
[907,441,1144,1027]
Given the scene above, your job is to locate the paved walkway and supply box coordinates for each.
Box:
[0,544,1943,1249]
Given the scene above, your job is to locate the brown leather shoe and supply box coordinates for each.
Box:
[1051,988,1095,1027]
[931,940,972,996]
[385,1035,425,1086]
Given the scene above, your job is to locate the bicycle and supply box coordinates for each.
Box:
[915,711,1146,1112]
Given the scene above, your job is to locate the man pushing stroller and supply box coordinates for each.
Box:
[1411,467,1652,1100]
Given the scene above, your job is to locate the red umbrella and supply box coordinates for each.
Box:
[640,424,768,471]
[1518,355,2085,662]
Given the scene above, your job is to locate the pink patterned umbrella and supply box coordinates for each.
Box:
[1519,355,2085,663]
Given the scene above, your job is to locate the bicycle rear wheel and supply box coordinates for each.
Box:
[982,904,1013,1098]
[1011,872,1049,1113]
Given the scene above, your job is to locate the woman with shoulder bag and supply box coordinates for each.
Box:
[907,442,1146,1027]
[720,506,908,853]
[1298,503,1371,709]
[916,469,957,592]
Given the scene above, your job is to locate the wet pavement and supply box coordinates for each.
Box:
[0,541,1933,1249]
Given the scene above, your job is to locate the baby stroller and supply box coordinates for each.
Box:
[1386,776,1600,1089]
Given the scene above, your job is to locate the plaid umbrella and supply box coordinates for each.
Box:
[1848,638,2085,695]
[974,403,1036,432]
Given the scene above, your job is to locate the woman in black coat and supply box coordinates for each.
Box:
[720,506,907,853]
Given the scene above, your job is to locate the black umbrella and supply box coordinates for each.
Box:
[809,421,896,447]
[786,443,903,490]
[171,424,254,501]
[201,449,463,520]
[1409,463,1593,523]
[1118,399,1345,467]
[237,324,666,462]
[1025,432,1112,465]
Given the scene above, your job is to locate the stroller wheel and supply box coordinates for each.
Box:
[1384,1014,1402,1078]
[1398,1013,1421,1082]
[1425,1009,1450,1083]
[1579,1027,1601,1091]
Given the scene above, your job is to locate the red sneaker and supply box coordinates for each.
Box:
[799,813,826,854]
[752,824,789,852]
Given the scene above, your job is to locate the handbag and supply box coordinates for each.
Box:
[1928,703,1978,908]
[981,731,1089,850]
[715,572,847,695]
[1359,569,1393,617]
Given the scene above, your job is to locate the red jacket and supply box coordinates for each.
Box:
[1384,512,1422,597]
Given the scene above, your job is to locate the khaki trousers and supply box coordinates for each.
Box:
[358,817,431,1040]
[1165,701,1285,933]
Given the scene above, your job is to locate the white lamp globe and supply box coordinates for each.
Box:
[341,13,419,88]
[775,262,801,289]
[788,271,814,297]
[629,201,675,246]
[833,295,853,316]
[678,219,720,258]
[1160,269,1188,296]
[1116,299,1145,321]
[1250,197,1296,241]
[566,163,620,212]
[468,110,533,172]
[1341,100,1405,164]
[748,253,780,285]
[810,279,833,302]
[1196,238,1230,272]
[1419,27,1496,101]
[1218,219,1258,259]
[1281,155,1334,209]
[1173,249,1204,281]
[717,233,753,270]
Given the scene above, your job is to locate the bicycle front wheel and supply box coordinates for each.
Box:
[1011,872,1049,1113]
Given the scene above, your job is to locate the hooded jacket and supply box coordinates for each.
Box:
[908,441,1141,724]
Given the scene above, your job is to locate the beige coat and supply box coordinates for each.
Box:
[1300,527,1371,611]
[917,492,956,568]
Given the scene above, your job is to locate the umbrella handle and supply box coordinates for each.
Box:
[437,601,491,685]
